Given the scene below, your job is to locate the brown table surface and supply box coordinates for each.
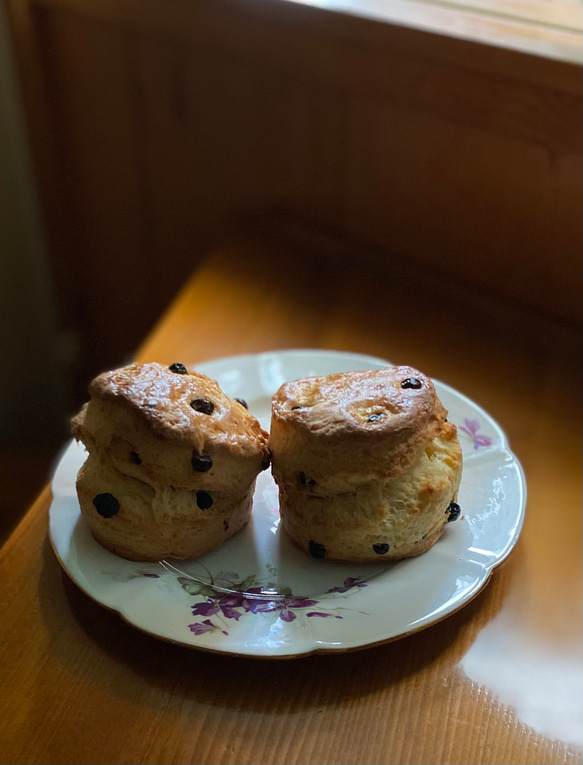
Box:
[1,221,581,765]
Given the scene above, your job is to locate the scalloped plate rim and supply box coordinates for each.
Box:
[48,349,526,658]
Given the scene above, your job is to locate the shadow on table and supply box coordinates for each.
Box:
[38,533,517,717]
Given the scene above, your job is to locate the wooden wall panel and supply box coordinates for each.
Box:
[343,96,582,317]
[135,41,268,280]
[40,12,151,368]
[260,81,346,228]
[135,35,346,256]
[7,0,581,396]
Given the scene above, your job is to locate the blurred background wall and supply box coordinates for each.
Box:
[1,0,581,542]
[1,0,71,539]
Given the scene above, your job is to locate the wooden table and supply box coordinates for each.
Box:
[1,221,581,765]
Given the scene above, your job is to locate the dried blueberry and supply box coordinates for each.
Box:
[308,541,326,559]
[130,450,142,465]
[169,362,188,374]
[447,501,461,522]
[291,405,303,410]
[234,397,248,409]
[190,398,214,415]
[401,378,422,389]
[192,454,213,472]
[368,413,384,423]
[196,491,213,510]
[93,493,120,518]
[299,471,316,487]
[372,543,389,555]
[261,454,271,471]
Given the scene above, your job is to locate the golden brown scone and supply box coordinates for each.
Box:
[270,366,463,562]
[75,456,256,561]
[72,361,270,561]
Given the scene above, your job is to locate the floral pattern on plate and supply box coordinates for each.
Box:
[49,349,526,657]
[459,418,493,449]
[180,568,368,636]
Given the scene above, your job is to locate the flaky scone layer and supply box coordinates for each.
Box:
[72,362,269,561]
[271,366,447,489]
[270,366,463,561]
[72,362,270,493]
[76,456,255,561]
[277,422,462,561]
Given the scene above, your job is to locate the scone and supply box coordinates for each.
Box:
[270,366,462,562]
[71,361,270,561]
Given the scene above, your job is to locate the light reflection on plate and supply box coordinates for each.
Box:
[49,350,526,658]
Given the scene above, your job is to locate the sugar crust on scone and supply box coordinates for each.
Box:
[270,366,463,562]
[72,362,270,561]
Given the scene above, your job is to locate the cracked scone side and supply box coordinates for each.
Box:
[270,366,463,562]
[72,362,270,561]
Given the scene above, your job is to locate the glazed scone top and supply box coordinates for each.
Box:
[72,362,270,492]
[86,362,265,446]
[270,366,448,487]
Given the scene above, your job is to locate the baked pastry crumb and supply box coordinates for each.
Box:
[269,366,463,562]
[72,361,270,561]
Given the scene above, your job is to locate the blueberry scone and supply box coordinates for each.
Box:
[269,366,462,562]
[71,362,270,561]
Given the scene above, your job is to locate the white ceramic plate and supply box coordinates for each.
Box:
[49,349,526,658]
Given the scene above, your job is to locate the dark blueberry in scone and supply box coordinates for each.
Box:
[196,491,214,510]
[169,362,188,374]
[447,501,461,522]
[190,398,215,415]
[192,454,213,472]
[93,493,120,518]
[129,450,142,465]
[308,540,326,559]
[401,378,422,389]
[298,471,316,487]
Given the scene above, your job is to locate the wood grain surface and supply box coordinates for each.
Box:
[0,221,581,765]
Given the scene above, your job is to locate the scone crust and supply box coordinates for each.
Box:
[86,362,265,446]
[277,421,463,561]
[76,456,255,561]
[271,366,447,488]
[72,362,270,493]
[72,362,269,561]
[270,366,463,562]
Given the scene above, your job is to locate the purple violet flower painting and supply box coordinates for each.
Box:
[459,418,492,449]
[182,570,368,637]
